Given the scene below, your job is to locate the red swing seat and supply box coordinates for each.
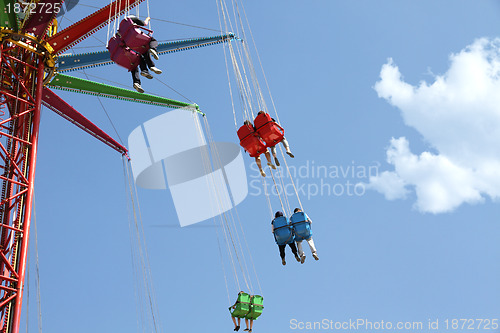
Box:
[254,112,284,147]
[237,124,267,158]
[118,17,153,54]
[107,35,141,70]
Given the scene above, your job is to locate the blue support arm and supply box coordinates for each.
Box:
[57,33,238,72]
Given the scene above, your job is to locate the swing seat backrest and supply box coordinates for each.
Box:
[254,113,284,147]
[237,124,267,158]
[118,18,153,54]
[290,212,312,241]
[272,216,294,245]
[245,295,264,320]
[107,35,140,70]
[230,292,251,318]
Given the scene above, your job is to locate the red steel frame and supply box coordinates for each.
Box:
[0,37,44,333]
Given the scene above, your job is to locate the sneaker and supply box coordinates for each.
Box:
[274,157,280,166]
[260,170,266,177]
[312,252,319,260]
[150,66,162,75]
[281,258,286,266]
[141,70,153,79]
[244,329,249,332]
[294,253,300,262]
[267,162,276,170]
[300,255,306,264]
[149,48,159,60]
[234,326,240,331]
[133,83,144,93]
[287,151,295,158]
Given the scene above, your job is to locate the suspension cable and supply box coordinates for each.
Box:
[106,0,114,46]
[81,69,125,146]
[217,1,238,129]
[122,156,162,332]
[236,0,282,125]
[202,116,259,294]
[260,176,274,220]
[193,111,264,297]
[33,194,43,333]
[218,0,305,217]
[122,157,147,330]
[195,114,252,292]
[193,113,242,292]
[278,144,304,212]
[146,0,151,29]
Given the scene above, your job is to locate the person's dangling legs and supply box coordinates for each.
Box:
[131,66,144,93]
[281,137,294,158]
[143,47,162,75]
[254,156,266,177]
[288,242,300,262]
[306,237,319,260]
[264,150,276,169]
[270,145,280,166]
[279,244,286,265]
[149,37,159,60]
[139,55,154,79]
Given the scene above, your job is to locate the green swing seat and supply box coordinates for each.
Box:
[245,295,264,320]
[229,292,251,318]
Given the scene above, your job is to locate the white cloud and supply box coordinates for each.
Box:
[368,38,500,213]
[367,170,408,201]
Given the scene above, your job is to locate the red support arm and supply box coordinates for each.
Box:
[22,0,64,39]
[42,88,128,156]
[47,0,145,54]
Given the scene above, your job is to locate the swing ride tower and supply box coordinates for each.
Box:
[0,29,45,333]
[0,0,238,331]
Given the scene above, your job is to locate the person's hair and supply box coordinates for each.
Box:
[294,208,301,213]
[258,110,265,115]
[244,120,251,126]
[275,211,284,218]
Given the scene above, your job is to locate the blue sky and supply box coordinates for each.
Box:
[24,1,500,332]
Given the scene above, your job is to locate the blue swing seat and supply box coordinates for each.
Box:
[272,216,294,245]
[290,212,312,241]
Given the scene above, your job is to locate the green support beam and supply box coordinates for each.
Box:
[48,73,203,114]
[1,0,19,30]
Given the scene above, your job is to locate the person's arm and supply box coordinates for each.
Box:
[127,15,146,26]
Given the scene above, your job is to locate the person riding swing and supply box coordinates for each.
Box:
[229,291,264,332]
[229,291,250,331]
[237,120,276,177]
[108,15,162,93]
[253,111,294,167]
[271,211,300,265]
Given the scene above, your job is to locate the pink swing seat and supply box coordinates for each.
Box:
[107,35,141,70]
[118,17,153,54]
